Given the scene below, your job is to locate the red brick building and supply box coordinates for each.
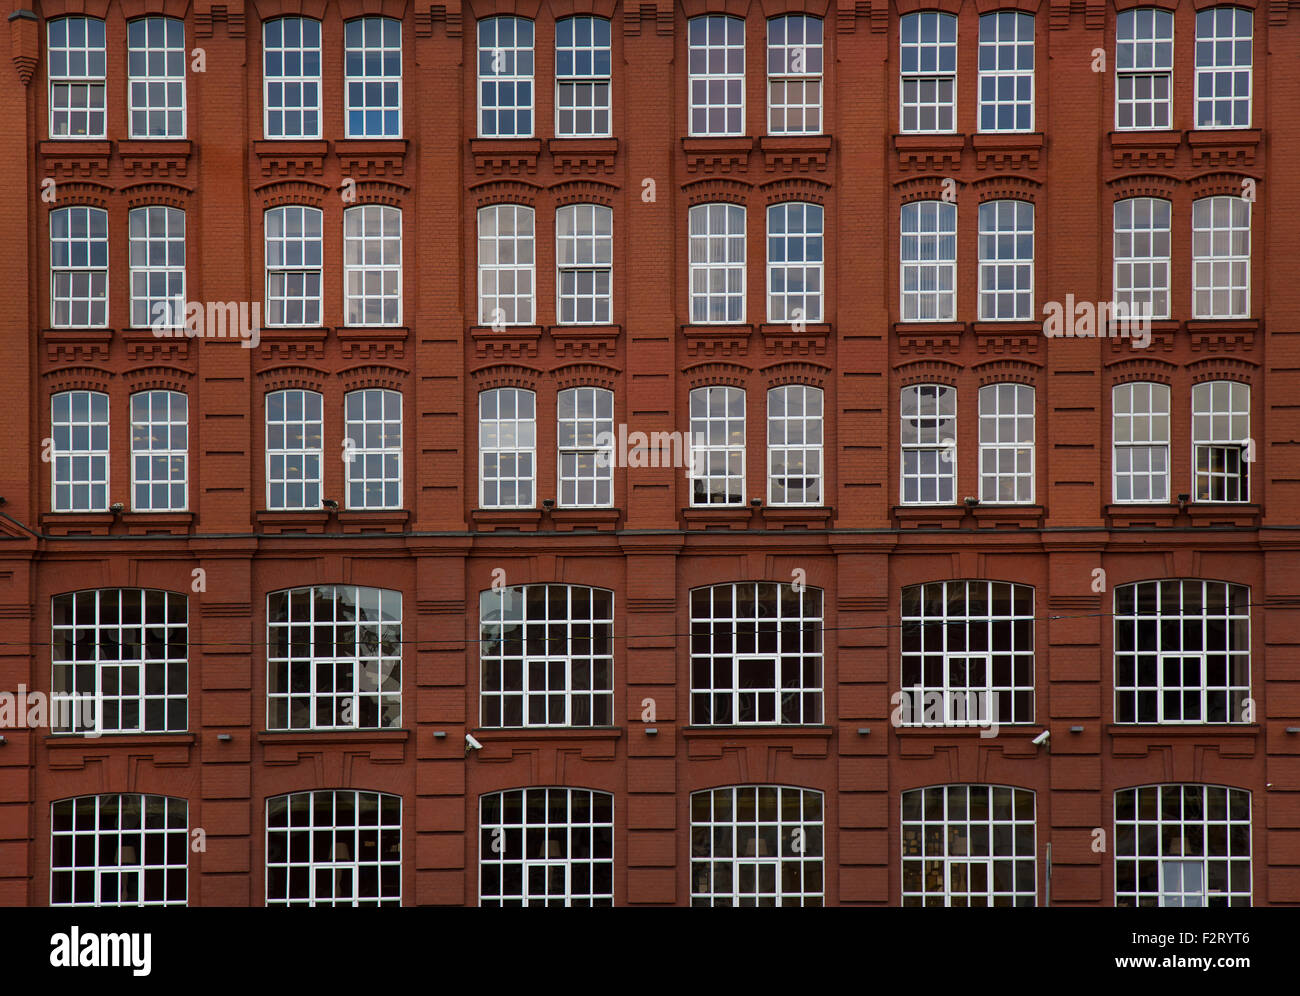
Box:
[0,0,1297,906]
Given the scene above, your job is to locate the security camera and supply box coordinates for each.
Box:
[964,496,980,507]
[109,502,124,513]
[465,733,483,753]
[321,498,339,510]
[1031,730,1050,746]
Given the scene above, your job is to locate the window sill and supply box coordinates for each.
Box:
[1108,130,1181,170]
[549,508,620,531]
[972,322,1040,354]
[335,138,408,178]
[759,322,829,357]
[258,326,328,360]
[1105,503,1178,528]
[471,727,623,740]
[39,512,113,536]
[471,325,542,360]
[337,325,408,360]
[892,725,1030,737]
[44,732,196,765]
[337,509,409,534]
[1187,503,1260,528]
[969,504,1043,529]
[761,506,833,530]
[1186,128,1261,168]
[895,321,964,354]
[547,324,619,358]
[45,732,196,747]
[681,323,752,358]
[41,328,113,364]
[118,326,190,361]
[1106,724,1259,737]
[470,138,541,175]
[471,508,543,532]
[1186,320,1257,353]
[255,510,331,534]
[893,133,963,171]
[118,139,191,177]
[257,729,409,746]
[38,139,111,179]
[971,131,1044,171]
[548,137,617,174]
[253,139,329,178]
[757,134,831,172]
[682,507,754,530]
[684,725,831,759]
[893,505,966,529]
[122,512,194,536]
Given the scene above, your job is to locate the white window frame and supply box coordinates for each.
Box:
[977,11,1034,133]
[130,389,188,512]
[51,389,109,513]
[900,200,957,322]
[902,785,1037,906]
[129,205,185,330]
[265,388,324,511]
[1112,382,1170,504]
[557,386,614,508]
[478,205,536,326]
[555,15,612,138]
[556,204,613,325]
[1113,579,1250,725]
[343,204,402,327]
[689,582,824,726]
[1113,197,1172,321]
[1114,784,1251,906]
[977,200,1033,321]
[900,11,957,134]
[51,205,109,329]
[1192,195,1250,320]
[690,786,825,906]
[48,16,107,140]
[51,588,188,735]
[767,14,823,136]
[262,16,322,140]
[1192,380,1250,503]
[51,795,188,907]
[690,385,745,506]
[689,203,747,324]
[978,383,1034,505]
[345,388,403,510]
[266,790,402,906]
[479,788,614,906]
[900,384,956,506]
[127,16,186,139]
[344,16,402,139]
[1115,8,1174,131]
[477,15,535,139]
[265,205,323,328]
[1195,7,1252,130]
[479,387,536,509]
[479,584,615,728]
[688,14,746,137]
[767,202,823,323]
[266,585,402,731]
[767,384,823,506]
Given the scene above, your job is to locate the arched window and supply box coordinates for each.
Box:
[478,16,535,137]
[478,205,535,325]
[978,383,1034,504]
[51,794,188,906]
[48,17,106,139]
[343,204,401,326]
[131,390,188,511]
[1115,9,1174,130]
[128,17,186,138]
[900,200,956,321]
[767,385,823,506]
[688,15,745,136]
[479,387,536,508]
[129,206,185,329]
[263,16,322,139]
[51,206,109,328]
[344,17,401,138]
[51,389,110,512]
[265,206,323,327]
[555,16,611,137]
[265,388,323,510]
[556,204,612,324]
[767,202,823,322]
[900,12,957,133]
[767,15,823,135]
[344,389,403,510]
[1113,197,1171,320]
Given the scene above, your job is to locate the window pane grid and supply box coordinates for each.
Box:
[1113,197,1171,320]
[479,585,614,728]
[1192,196,1250,319]
[555,16,611,138]
[556,204,612,325]
[51,588,188,735]
[900,200,957,321]
[557,386,614,508]
[689,15,745,136]
[690,203,746,324]
[979,383,1034,504]
[690,385,745,506]
[478,205,535,326]
[691,786,824,906]
[768,385,823,506]
[266,790,402,906]
[267,585,402,730]
[901,384,956,505]
[265,388,323,511]
[479,387,536,509]
[129,206,185,330]
[131,390,188,512]
[51,389,109,512]
[344,204,401,326]
[767,15,823,135]
[1192,381,1250,503]
[1116,8,1174,130]
[263,17,322,139]
[901,581,1035,725]
[127,17,185,138]
[265,206,323,327]
[479,16,534,138]
[689,582,824,726]
[1195,8,1251,129]
[978,12,1033,132]
[767,202,823,323]
[48,17,107,139]
[345,389,402,510]
[1113,580,1250,725]
[978,200,1033,320]
[480,788,614,906]
[50,794,187,906]
[1112,382,1170,503]
[1115,784,1251,906]
[51,206,109,328]
[345,17,401,139]
[902,785,1036,906]
[900,12,957,133]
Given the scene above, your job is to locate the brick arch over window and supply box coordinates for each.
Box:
[470,363,543,392]
[1191,0,1257,8]
[681,0,750,17]
[123,183,192,210]
[897,179,957,205]
[682,179,752,209]
[1113,0,1179,11]
[121,366,194,393]
[350,181,410,208]
[684,361,751,389]
[552,0,619,17]
[257,365,329,393]
[759,178,830,206]
[253,3,329,24]
[49,185,112,210]
[1107,176,1178,202]
[1188,173,1258,200]
[551,180,618,208]
[43,368,114,394]
[972,358,1041,387]
[470,180,543,209]
[896,360,961,388]
[896,0,961,14]
[973,0,1041,12]
[553,362,619,390]
[256,180,330,209]
[762,361,829,388]
[973,178,1041,204]
[1106,358,1178,386]
[1187,358,1258,385]
[339,364,408,392]
[336,1,416,21]
[43,3,112,20]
